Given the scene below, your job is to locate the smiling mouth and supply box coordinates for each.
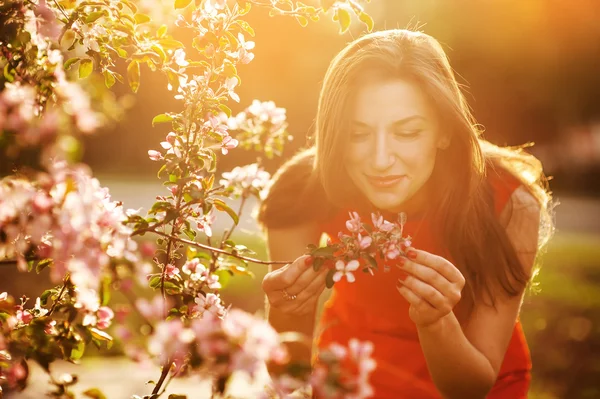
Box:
[365,174,406,188]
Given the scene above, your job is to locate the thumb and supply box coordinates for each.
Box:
[264,255,311,291]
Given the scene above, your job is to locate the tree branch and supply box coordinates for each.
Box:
[152,230,290,265]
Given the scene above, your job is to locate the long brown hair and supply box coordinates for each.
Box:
[258,29,554,314]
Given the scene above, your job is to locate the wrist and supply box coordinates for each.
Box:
[417,312,456,335]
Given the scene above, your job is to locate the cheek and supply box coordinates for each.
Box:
[344,143,371,167]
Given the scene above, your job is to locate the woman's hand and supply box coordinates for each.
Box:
[397,248,466,329]
[262,255,329,316]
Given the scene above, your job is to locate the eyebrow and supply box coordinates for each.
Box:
[351,115,426,129]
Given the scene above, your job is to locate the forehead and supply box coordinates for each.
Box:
[350,78,435,125]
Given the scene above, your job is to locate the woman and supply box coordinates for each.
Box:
[259,29,554,399]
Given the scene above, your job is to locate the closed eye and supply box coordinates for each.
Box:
[393,129,422,139]
[349,130,371,141]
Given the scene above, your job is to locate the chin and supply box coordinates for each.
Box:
[367,193,408,213]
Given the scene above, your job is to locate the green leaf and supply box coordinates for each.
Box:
[70,340,85,361]
[310,246,335,258]
[40,289,54,306]
[78,59,93,79]
[104,70,116,88]
[235,20,255,37]
[85,11,105,23]
[337,8,351,34]
[157,164,167,179]
[212,199,239,225]
[152,113,174,127]
[63,57,80,70]
[149,276,162,288]
[127,60,141,93]
[174,0,193,9]
[313,257,325,272]
[159,38,185,49]
[83,388,107,399]
[3,64,14,82]
[157,24,168,38]
[295,15,308,27]
[359,11,374,32]
[364,254,378,270]
[89,327,113,343]
[218,104,232,118]
[100,277,111,306]
[36,258,53,274]
[215,269,231,289]
[134,13,151,24]
[325,268,336,288]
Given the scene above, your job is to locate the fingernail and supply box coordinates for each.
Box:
[304,256,314,266]
[407,251,417,260]
[398,257,406,266]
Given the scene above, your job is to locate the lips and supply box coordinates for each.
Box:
[365,174,406,189]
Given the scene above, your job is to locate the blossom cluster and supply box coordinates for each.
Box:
[0,161,138,312]
[227,100,292,158]
[220,163,271,200]
[310,212,413,287]
[0,6,101,163]
[264,338,377,399]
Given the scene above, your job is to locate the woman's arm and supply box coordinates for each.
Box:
[414,186,541,398]
[263,223,327,365]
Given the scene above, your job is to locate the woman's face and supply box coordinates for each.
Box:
[343,77,447,213]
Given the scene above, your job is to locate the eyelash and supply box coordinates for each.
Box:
[349,130,422,140]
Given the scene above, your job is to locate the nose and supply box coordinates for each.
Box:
[372,128,395,171]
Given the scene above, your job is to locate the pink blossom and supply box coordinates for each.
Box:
[194,292,224,318]
[384,241,401,260]
[147,320,190,365]
[96,306,114,329]
[16,309,33,325]
[221,134,238,155]
[220,163,271,199]
[197,211,216,237]
[357,233,372,250]
[136,296,169,321]
[148,150,163,161]
[333,259,360,283]
[371,212,395,232]
[224,77,240,102]
[32,192,53,213]
[346,211,362,233]
[165,263,180,279]
[173,49,189,67]
[44,320,57,335]
[182,258,204,275]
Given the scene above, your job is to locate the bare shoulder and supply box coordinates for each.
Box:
[500,185,541,259]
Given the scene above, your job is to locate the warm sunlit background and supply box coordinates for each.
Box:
[4,1,600,398]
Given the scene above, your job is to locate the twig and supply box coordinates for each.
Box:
[151,361,172,396]
[152,230,290,265]
[47,276,69,316]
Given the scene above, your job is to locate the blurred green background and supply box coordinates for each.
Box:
[3,0,600,398]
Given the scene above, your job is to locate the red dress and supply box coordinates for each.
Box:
[314,170,531,398]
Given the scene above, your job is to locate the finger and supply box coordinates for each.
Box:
[273,268,327,310]
[396,280,425,307]
[398,257,455,298]
[269,268,327,309]
[262,255,312,291]
[406,248,464,285]
[286,263,328,296]
[401,275,448,311]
